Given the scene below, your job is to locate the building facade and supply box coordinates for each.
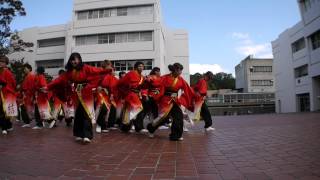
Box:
[272,0,320,113]
[10,0,190,81]
[235,55,275,93]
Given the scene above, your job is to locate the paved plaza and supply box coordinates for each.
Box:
[0,112,320,180]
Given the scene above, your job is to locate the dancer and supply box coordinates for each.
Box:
[0,55,17,134]
[192,71,215,131]
[147,63,194,141]
[48,52,112,143]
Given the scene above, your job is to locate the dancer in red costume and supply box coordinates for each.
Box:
[117,62,147,133]
[0,55,17,135]
[20,64,36,128]
[48,52,112,143]
[147,63,194,141]
[191,71,215,131]
[32,66,54,129]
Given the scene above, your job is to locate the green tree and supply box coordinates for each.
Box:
[190,72,235,90]
[1,0,33,84]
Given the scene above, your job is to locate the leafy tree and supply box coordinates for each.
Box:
[190,72,235,90]
[1,0,33,55]
[1,0,34,84]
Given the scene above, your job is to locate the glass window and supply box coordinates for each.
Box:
[78,11,88,20]
[291,38,305,53]
[75,36,86,46]
[115,33,128,43]
[38,37,65,48]
[98,34,108,44]
[114,61,126,71]
[86,35,98,45]
[117,7,128,16]
[108,34,115,44]
[310,30,320,50]
[295,64,308,78]
[128,32,140,42]
[140,5,153,15]
[127,6,140,16]
[88,10,99,19]
[140,32,152,41]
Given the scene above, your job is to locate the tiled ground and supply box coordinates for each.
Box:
[0,112,320,180]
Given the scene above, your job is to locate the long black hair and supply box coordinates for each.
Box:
[150,67,160,75]
[168,63,183,72]
[134,61,144,69]
[65,52,83,71]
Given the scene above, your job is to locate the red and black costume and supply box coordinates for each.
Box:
[0,67,17,131]
[147,74,194,140]
[117,70,146,132]
[192,78,213,128]
[48,64,111,140]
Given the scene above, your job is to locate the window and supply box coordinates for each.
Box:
[301,0,312,11]
[128,32,140,42]
[140,32,152,41]
[115,33,128,43]
[294,64,308,78]
[109,34,115,44]
[117,7,128,16]
[251,80,273,86]
[75,31,153,46]
[38,37,65,48]
[77,11,88,20]
[291,38,305,53]
[75,36,86,46]
[252,66,272,73]
[98,34,108,44]
[76,5,153,21]
[114,61,127,71]
[36,59,64,69]
[310,30,320,50]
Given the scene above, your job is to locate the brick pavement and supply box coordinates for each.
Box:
[0,112,320,180]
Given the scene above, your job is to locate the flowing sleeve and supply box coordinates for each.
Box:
[179,77,195,112]
[47,74,67,91]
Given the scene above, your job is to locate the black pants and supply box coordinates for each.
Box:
[201,103,213,128]
[73,104,93,139]
[34,105,43,127]
[0,106,12,131]
[96,104,108,130]
[121,101,146,133]
[20,105,31,124]
[107,105,116,128]
[145,98,158,119]
[147,103,183,141]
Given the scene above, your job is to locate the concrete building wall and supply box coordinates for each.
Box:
[272,0,320,113]
[235,56,274,93]
[9,0,189,80]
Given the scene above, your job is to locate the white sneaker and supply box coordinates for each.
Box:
[16,119,21,122]
[140,129,148,133]
[178,137,184,141]
[102,129,109,133]
[183,127,189,132]
[205,127,215,132]
[48,120,56,128]
[148,132,154,138]
[32,126,42,130]
[75,137,82,141]
[22,124,31,128]
[109,127,118,130]
[2,130,8,135]
[83,138,91,143]
[96,125,102,133]
[129,129,135,133]
[159,126,169,130]
[7,128,14,131]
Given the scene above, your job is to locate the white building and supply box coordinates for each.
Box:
[10,0,190,81]
[235,55,275,93]
[272,0,320,113]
